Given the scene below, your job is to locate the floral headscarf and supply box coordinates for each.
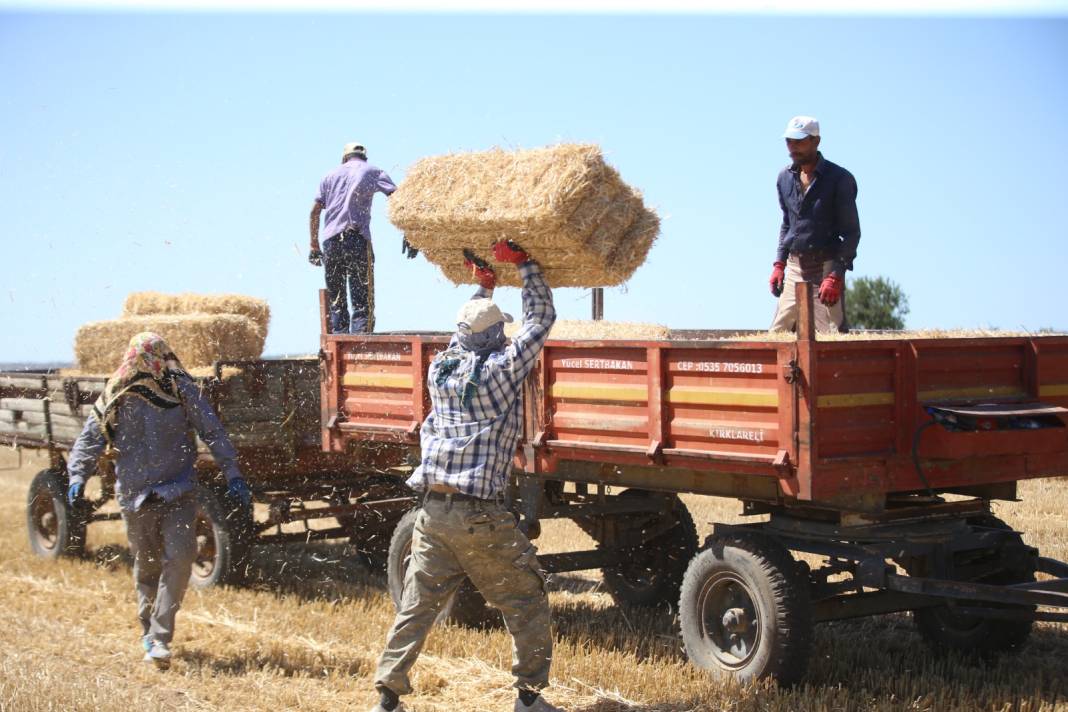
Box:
[92,332,189,448]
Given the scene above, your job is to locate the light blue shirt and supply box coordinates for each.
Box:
[315,157,397,241]
[67,376,242,512]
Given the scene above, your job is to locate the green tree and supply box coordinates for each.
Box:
[847,276,910,330]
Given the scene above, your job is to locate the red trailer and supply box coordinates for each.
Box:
[321,284,1068,684]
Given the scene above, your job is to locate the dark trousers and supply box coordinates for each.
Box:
[323,228,375,334]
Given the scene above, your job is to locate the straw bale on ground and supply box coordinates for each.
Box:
[74,314,266,373]
[123,292,270,337]
[505,319,669,341]
[389,144,659,288]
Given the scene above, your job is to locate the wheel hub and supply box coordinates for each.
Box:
[699,574,760,669]
[32,495,60,550]
[192,512,216,577]
[722,607,751,634]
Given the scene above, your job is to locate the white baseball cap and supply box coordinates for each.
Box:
[342,141,366,158]
[456,298,513,334]
[782,116,820,140]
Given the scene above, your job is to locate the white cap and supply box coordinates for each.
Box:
[782,116,820,140]
[342,141,366,158]
[456,298,513,334]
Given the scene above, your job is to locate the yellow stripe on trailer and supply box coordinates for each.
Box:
[1039,384,1068,398]
[918,386,1026,401]
[666,387,778,408]
[551,383,648,402]
[817,392,895,408]
[343,373,414,389]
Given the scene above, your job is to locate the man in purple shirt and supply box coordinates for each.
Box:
[309,142,402,334]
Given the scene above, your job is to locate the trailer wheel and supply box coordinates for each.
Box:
[338,476,412,573]
[912,515,1035,656]
[600,489,698,608]
[679,533,812,686]
[188,483,253,589]
[386,508,501,629]
[26,469,87,559]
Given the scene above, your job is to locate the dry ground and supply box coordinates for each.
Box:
[0,448,1065,712]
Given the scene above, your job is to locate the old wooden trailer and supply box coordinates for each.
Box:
[321,285,1068,684]
[9,359,415,588]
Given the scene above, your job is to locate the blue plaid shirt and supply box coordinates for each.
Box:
[406,262,556,500]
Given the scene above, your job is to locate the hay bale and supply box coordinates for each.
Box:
[389,144,659,288]
[74,314,266,373]
[505,319,669,341]
[123,292,270,337]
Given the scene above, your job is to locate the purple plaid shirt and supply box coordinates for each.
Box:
[407,262,556,500]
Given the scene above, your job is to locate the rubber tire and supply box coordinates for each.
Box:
[599,489,699,608]
[679,533,812,686]
[26,469,86,559]
[386,507,501,629]
[188,483,253,589]
[912,515,1035,656]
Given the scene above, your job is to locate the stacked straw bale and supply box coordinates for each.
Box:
[505,319,669,341]
[73,292,270,373]
[389,144,660,288]
[725,328,1053,342]
[75,314,266,374]
[123,292,270,338]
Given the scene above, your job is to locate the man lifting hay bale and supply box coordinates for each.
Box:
[372,241,563,712]
[389,144,659,289]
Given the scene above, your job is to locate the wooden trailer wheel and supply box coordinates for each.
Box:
[679,533,812,686]
[386,507,500,629]
[26,469,86,559]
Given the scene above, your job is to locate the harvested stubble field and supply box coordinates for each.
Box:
[0,449,1065,712]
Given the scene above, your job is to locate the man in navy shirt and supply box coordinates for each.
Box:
[768,116,861,333]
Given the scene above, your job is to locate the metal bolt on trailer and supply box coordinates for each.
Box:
[321,283,1068,683]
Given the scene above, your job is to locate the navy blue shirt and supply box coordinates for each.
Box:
[775,153,861,275]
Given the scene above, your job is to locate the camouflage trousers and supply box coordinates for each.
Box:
[374,493,552,695]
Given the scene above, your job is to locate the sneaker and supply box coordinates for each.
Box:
[368,703,407,712]
[142,639,171,671]
[141,635,152,653]
[515,695,564,712]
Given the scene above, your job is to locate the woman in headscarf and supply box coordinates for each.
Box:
[66,332,251,670]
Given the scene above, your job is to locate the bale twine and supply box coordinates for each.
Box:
[123,292,270,337]
[389,144,659,288]
[74,314,266,373]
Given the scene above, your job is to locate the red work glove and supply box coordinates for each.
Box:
[492,240,530,265]
[769,261,786,297]
[818,272,844,306]
[465,259,496,290]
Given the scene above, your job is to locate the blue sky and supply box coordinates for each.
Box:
[2,9,1067,362]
